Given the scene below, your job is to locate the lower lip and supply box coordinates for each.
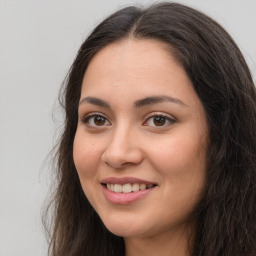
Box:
[102,185,155,205]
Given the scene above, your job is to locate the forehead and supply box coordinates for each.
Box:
[84,39,179,80]
[81,39,199,108]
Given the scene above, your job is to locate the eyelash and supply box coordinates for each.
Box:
[81,112,176,128]
[143,113,176,127]
[81,113,111,127]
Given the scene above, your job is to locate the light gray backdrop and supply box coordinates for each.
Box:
[0,1,255,256]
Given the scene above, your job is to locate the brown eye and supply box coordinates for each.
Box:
[94,116,106,126]
[153,116,166,126]
[83,114,111,127]
[143,114,175,127]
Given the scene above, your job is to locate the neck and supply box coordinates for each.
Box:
[124,226,194,256]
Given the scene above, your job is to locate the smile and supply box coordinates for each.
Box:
[100,177,157,204]
[106,183,154,193]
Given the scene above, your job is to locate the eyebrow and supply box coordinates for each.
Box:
[79,96,111,108]
[79,95,186,108]
[133,95,186,108]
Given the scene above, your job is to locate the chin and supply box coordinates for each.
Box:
[102,217,147,238]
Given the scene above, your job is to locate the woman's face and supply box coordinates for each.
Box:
[73,39,208,239]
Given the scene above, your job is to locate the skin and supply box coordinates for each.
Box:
[73,39,208,256]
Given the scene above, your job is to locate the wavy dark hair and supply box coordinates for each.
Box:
[44,2,256,256]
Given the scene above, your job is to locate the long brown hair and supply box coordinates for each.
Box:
[44,2,256,256]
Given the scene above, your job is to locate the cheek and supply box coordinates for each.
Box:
[150,136,206,218]
[73,132,104,209]
[149,137,201,167]
[147,132,207,189]
[73,132,102,180]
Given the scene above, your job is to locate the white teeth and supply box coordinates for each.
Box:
[140,184,146,190]
[113,184,122,193]
[123,184,132,193]
[132,183,140,192]
[106,183,153,193]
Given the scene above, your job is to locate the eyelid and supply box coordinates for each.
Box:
[81,111,108,118]
[144,112,176,121]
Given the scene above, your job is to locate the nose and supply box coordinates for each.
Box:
[101,126,143,169]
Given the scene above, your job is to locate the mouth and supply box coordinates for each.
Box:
[100,177,158,204]
[102,183,157,193]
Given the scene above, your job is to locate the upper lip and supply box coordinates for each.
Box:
[100,177,157,185]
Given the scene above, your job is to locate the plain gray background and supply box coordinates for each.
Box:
[0,1,255,255]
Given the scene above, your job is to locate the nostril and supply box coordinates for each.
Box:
[101,141,144,169]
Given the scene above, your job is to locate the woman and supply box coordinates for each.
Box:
[44,2,256,256]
